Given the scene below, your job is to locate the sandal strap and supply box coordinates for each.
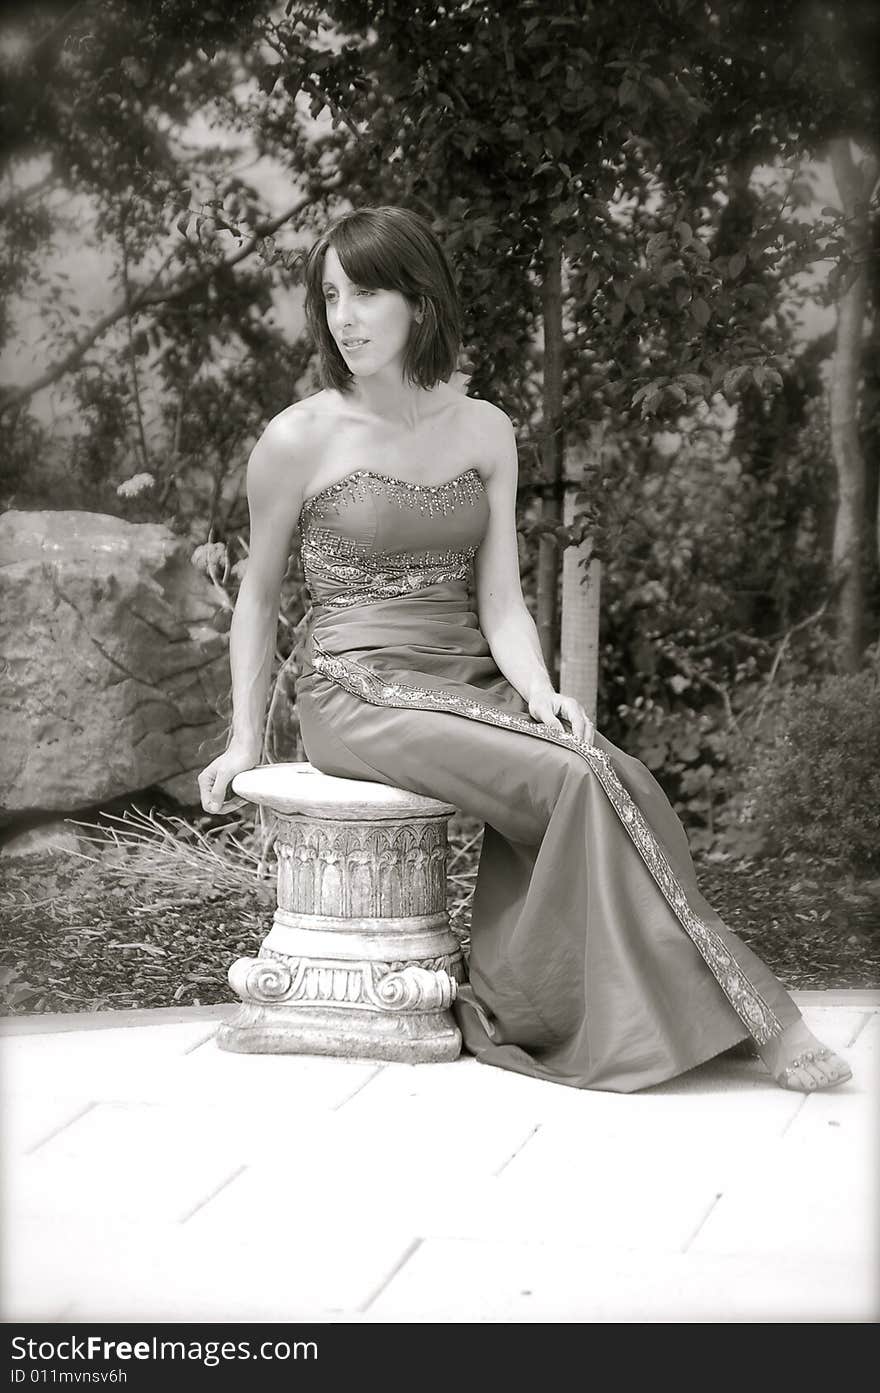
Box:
[778,1047,843,1088]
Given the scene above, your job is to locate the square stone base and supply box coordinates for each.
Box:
[216,1002,462,1064]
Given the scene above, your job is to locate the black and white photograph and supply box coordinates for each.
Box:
[1,0,878,1339]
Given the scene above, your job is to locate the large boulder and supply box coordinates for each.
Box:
[0,511,230,822]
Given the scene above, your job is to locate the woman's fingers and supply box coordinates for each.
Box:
[198,747,261,813]
[198,760,229,813]
[529,694,596,745]
[560,700,595,744]
[529,699,563,732]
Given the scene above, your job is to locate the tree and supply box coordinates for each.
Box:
[264,0,773,692]
[263,0,878,692]
[4,2,878,806]
[0,0,337,529]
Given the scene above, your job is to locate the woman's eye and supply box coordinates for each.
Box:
[356,289,374,297]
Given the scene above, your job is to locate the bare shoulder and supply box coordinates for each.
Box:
[255,391,337,460]
[459,393,514,440]
[458,396,517,483]
[247,392,338,509]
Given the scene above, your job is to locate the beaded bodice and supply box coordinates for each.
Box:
[299,467,489,611]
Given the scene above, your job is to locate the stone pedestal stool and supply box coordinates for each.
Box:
[217,762,465,1062]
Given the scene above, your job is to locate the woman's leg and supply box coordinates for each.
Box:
[297,675,850,1092]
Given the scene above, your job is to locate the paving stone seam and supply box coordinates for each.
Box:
[26,1101,98,1155]
[357,1237,424,1314]
[493,1123,542,1177]
[846,1011,875,1049]
[680,1191,724,1253]
[332,1065,386,1110]
[182,1026,223,1055]
[178,1163,248,1225]
[779,1093,811,1138]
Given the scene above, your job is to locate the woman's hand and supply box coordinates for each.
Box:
[198,742,262,814]
[527,689,596,746]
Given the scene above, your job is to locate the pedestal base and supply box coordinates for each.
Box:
[224,763,465,1067]
[216,1000,462,1063]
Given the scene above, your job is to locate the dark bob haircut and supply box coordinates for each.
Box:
[303,206,462,393]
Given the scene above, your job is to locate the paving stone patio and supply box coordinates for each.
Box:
[1,991,877,1323]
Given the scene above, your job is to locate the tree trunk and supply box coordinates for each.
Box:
[560,430,602,721]
[828,138,878,673]
[536,225,565,681]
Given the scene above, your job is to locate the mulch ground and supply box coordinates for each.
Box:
[1,822,878,1017]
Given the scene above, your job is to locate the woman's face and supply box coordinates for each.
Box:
[321,246,417,381]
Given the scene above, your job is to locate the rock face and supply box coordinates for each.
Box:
[0,511,230,822]
[0,822,82,859]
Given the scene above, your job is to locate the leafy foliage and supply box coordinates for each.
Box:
[745,665,880,868]
[594,383,840,843]
[0,0,325,531]
[213,0,871,809]
[2,1,878,849]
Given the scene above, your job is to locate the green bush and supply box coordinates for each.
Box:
[746,669,880,869]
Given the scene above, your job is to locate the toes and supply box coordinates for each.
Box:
[777,1066,810,1091]
[794,1064,819,1090]
[818,1052,851,1087]
[777,1061,846,1092]
[807,1056,851,1090]
[771,1041,852,1093]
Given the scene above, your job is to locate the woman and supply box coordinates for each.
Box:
[199,204,850,1095]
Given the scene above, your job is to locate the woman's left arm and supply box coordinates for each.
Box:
[473,406,595,744]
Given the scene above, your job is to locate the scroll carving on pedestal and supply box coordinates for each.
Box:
[229,950,462,1014]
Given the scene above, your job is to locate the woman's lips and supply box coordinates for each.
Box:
[342,338,369,350]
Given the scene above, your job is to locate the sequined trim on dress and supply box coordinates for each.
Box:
[309,633,784,1047]
[300,467,485,521]
[301,527,478,610]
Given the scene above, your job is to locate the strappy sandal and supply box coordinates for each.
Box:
[776,1047,853,1092]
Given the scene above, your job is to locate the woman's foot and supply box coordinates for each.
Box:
[758,1020,852,1092]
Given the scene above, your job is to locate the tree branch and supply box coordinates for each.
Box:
[120,217,152,475]
[748,591,837,729]
[0,185,338,413]
[30,1,91,60]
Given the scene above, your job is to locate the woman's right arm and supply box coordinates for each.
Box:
[198,415,307,813]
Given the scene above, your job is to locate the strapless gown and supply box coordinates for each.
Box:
[292,465,799,1092]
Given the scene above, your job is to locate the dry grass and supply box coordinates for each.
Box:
[67,807,275,896]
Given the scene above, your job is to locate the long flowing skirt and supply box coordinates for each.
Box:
[293,584,798,1093]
